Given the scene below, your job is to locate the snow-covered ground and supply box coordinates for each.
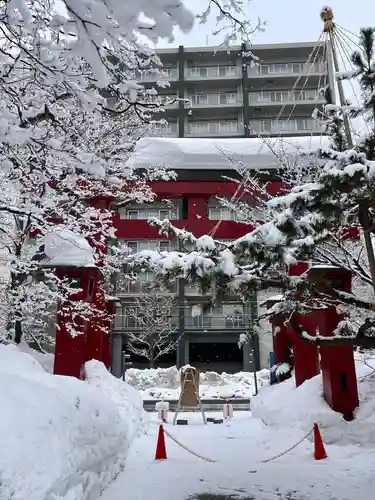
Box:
[0,343,147,500]
[125,366,271,399]
[102,356,375,500]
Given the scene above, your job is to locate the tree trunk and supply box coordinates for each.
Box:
[14,319,23,344]
[149,358,156,369]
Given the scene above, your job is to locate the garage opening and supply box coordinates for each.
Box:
[189,342,242,374]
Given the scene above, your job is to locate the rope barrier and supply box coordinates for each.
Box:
[261,428,313,463]
[163,427,217,463]
[158,424,314,465]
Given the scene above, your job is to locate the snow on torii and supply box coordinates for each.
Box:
[126,136,329,171]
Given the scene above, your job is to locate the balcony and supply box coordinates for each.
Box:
[149,122,178,137]
[114,312,178,330]
[249,89,324,106]
[185,65,241,80]
[114,311,251,330]
[118,204,180,221]
[187,92,242,108]
[248,118,322,135]
[248,62,327,77]
[185,315,250,330]
[185,120,243,137]
[115,277,178,296]
[135,67,179,82]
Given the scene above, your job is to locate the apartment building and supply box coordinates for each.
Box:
[138,41,331,139]
[113,41,331,374]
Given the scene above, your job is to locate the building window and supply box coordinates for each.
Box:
[292,63,303,73]
[219,93,237,105]
[159,241,170,252]
[123,206,178,220]
[190,94,208,106]
[260,120,271,133]
[188,306,212,328]
[127,210,139,220]
[190,122,209,134]
[296,118,308,130]
[189,67,208,78]
[126,241,138,254]
[152,123,172,135]
[125,240,171,253]
[218,121,237,133]
[122,306,140,328]
[208,202,240,221]
[218,65,236,77]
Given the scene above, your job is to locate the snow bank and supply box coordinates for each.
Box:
[125,366,270,399]
[0,344,145,500]
[17,340,54,373]
[85,360,148,437]
[251,358,375,448]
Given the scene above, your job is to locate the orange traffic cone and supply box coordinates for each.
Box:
[313,423,327,460]
[155,424,167,460]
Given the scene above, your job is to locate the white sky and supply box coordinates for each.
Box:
[157,0,370,48]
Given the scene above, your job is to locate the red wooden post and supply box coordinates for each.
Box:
[54,267,100,378]
[308,266,359,419]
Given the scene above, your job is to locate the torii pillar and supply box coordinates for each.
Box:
[308,266,359,419]
[54,266,102,378]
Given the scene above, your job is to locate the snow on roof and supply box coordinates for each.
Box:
[126,136,329,170]
[43,229,95,267]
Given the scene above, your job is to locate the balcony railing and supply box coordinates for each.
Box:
[187,93,242,107]
[185,65,241,80]
[149,122,178,137]
[249,89,322,105]
[186,315,250,329]
[248,62,327,77]
[114,314,178,330]
[185,120,243,137]
[114,313,250,330]
[135,67,179,82]
[115,278,178,295]
[249,118,322,135]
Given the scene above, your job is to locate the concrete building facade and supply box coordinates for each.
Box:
[139,41,331,139]
[112,41,331,374]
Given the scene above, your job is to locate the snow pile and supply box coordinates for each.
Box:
[125,366,270,399]
[85,360,148,437]
[17,340,54,373]
[251,357,375,448]
[0,344,145,500]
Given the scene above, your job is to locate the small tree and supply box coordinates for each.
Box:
[126,288,178,368]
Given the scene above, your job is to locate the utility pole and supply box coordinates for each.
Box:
[321,7,353,148]
[321,7,375,292]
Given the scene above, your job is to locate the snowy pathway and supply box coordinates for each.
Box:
[100,412,375,500]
